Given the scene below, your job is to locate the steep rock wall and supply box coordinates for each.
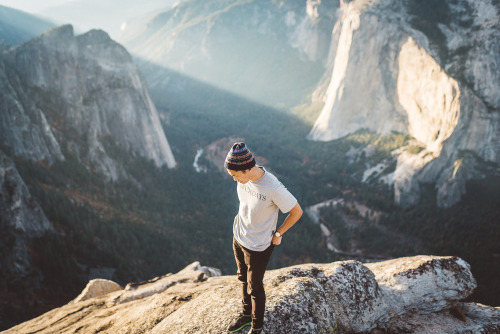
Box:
[308,0,408,141]
[0,59,64,164]
[308,0,500,207]
[0,24,178,327]
[0,25,176,179]
[0,150,53,288]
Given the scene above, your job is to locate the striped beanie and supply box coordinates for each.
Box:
[224,142,256,171]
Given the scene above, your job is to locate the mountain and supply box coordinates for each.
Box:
[307,0,500,208]
[118,0,337,108]
[0,24,177,329]
[0,5,54,47]
[0,146,60,329]
[119,0,499,307]
[0,24,176,178]
[0,0,498,330]
[119,0,500,208]
[0,150,54,288]
[5,256,500,333]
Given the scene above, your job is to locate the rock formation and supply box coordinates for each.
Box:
[73,279,122,303]
[5,256,500,333]
[0,23,178,327]
[308,0,500,207]
[119,0,500,208]
[0,24,176,179]
[0,150,54,289]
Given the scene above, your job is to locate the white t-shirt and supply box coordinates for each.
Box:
[233,167,297,251]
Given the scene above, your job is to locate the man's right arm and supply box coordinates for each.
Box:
[272,202,303,245]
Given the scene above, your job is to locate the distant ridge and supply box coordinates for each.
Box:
[0,5,54,46]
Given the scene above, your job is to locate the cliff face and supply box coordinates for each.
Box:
[308,0,500,207]
[5,256,500,334]
[120,0,500,207]
[118,0,337,107]
[0,150,53,289]
[0,24,176,180]
[0,24,178,326]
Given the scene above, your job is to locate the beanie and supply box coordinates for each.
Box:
[224,142,256,171]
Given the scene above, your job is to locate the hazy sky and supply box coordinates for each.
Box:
[0,0,175,38]
[0,0,68,14]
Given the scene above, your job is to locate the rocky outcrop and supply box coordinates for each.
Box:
[0,150,54,287]
[112,261,221,305]
[73,279,122,303]
[0,151,53,237]
[308,0,500,207]
[5,256,500,334]
[0,58,64,164]
[308,0,407,141]
[0,24,176,179]
[0,23,178,326]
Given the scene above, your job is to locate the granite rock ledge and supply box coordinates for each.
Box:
[4,256,500,334]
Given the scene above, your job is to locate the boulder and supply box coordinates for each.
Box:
[72,279,122,303]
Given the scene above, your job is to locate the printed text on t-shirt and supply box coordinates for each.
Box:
[241,185,267,201]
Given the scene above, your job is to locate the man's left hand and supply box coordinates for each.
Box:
[272,235,282,245]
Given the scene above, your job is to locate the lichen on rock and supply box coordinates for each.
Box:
[6,255,499,334]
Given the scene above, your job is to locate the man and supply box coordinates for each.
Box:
[225,142,303,334]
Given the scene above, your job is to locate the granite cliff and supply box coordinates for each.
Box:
[4,256,500,334]
[307,0,500,208]
[0,24,177,328]
[119,0,499,208]
[0,151,53,291]
[1,1,498,331]
[0,24,176,178]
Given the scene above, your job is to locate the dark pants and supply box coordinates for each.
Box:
[232,237,274,329]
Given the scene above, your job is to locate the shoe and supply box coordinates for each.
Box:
[227,314,252,332]
[248,328,264,334]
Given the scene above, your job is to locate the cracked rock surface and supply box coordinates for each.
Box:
[4,256,500,334]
